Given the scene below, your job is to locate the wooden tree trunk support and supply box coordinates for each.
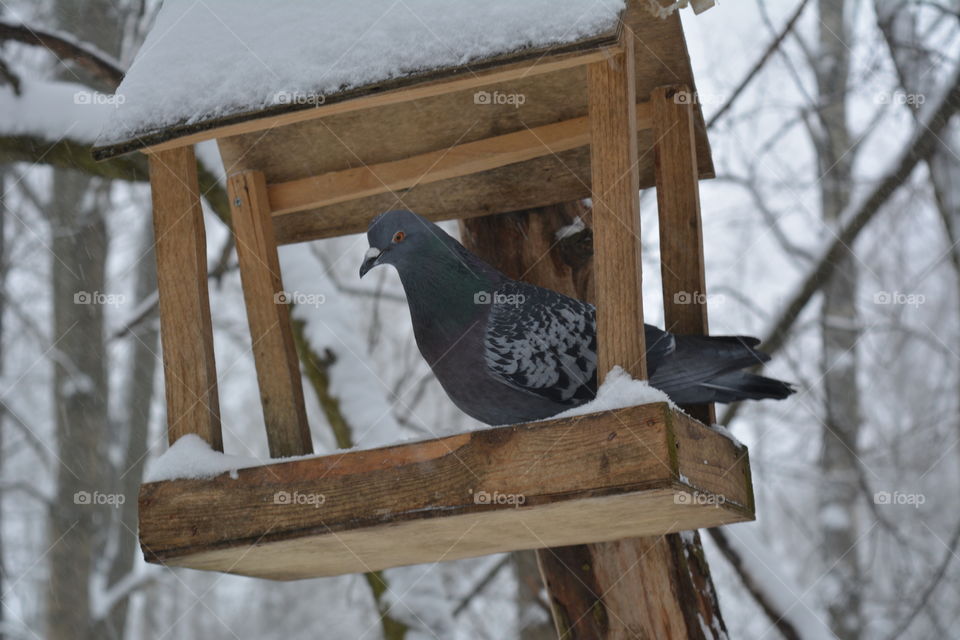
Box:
[457,55,731,636]
[652,84,716,425]
[148,146,222,450]
[462,203,731,639]
[227,170,313,458]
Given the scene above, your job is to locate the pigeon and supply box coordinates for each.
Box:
[360,209,794,426]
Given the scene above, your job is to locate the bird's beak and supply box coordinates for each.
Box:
[359,247,382,278]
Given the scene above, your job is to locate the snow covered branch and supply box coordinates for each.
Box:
[0,19,124,86]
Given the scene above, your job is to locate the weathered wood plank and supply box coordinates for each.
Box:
[148,146,222,450]
[138,403,752,580]
[227,170,313,458]
[270,140,647,245]
[267,104,653,217]
[588,36,646,381]
[653,84,716,425]
[103,45,622,159]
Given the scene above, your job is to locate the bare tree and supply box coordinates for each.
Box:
[43,2,123,638]
[814,1,864,638]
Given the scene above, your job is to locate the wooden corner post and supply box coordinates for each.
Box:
[227,170,313,458]
[588,36,647,381]
[533,35,729,640]
[148,146,223,450]
[652,84,715,425]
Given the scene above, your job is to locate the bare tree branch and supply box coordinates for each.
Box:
[0,19,124,86]
[721,63,960,425]
[707,528,804,640]
[453,555,511,617]
[707,0,813,129]
[885,519,960,640]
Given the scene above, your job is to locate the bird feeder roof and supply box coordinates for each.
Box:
[93,0,713,160]
[94,0,628,155]
[93,0,716,242]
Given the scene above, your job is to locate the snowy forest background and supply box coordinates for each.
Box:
[0,0,958,638]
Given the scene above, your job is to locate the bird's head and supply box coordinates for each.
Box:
[360,209,441,278]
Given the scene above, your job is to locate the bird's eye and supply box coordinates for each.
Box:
[392,231,405,243]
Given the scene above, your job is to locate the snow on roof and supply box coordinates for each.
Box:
[96,0,625,148]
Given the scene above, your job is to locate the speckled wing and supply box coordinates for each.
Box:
[482,281,597,405]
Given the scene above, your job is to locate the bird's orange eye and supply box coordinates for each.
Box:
[392,231,405,243]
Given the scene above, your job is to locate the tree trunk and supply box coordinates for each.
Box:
[0,169,7,640]
[515,550,555,639]
[460,202,727,639]
[815,1,863,638]
[93,221,158,639]
[44,2,123,638]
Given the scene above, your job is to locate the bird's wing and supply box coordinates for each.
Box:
[482,281,597,405]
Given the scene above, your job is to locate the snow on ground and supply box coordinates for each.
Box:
[553,366,673,419]
[0,79,117,142]
[96,0,625,144]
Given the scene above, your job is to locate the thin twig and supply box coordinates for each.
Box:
[707,0,813,129]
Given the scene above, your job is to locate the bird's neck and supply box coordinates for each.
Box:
[398,245,502,362]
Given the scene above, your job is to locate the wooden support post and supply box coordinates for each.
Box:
[227,170,313,458]
[652,84,716,425]
[148,146,222,450]
[588,36,647,381]
[459,39,729,640]
[462,206,730,639]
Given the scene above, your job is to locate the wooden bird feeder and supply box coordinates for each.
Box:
[95,0,751,634]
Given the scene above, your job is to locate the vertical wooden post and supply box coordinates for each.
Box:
[653,84,716,425]
[464,35,727,640]
[148,146,222,450]
[588,36,647,381]
[227,170,313,458]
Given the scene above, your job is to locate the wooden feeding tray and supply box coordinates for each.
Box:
[139,403,752,580]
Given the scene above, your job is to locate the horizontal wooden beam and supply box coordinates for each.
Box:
[266,101,652,220]
[133,45,623,158]
[138,403,753,580]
